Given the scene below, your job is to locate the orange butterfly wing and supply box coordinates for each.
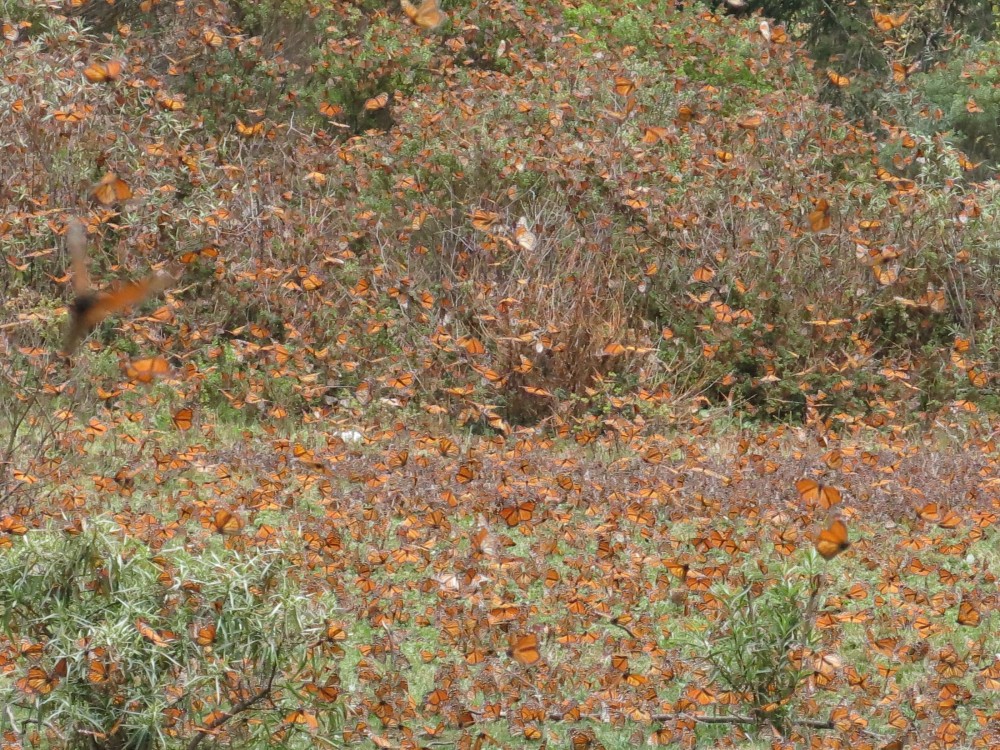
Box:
[87,659,111,684]
[957,597,980,627]
[65,274,174,354]
[508,633,540,665]
[84,60,124,83]
[90,275,173,320]
[401,0,445,29]
[172,407,194,431]
[16,666,57,695]
[796,478,841,509]
[815,519,850,560]
[90,173,133,205]
[207,509,244,535]
[125,356,170,383]
[135,618,178,647]
[192,622,218,646]
[500,501,535,527]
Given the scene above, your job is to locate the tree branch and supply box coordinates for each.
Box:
[186,658,280,750]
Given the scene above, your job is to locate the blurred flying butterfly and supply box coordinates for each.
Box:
[814,519,850,560]
[795,477,842,509]
[401,0,446,29]
[507,632,541,666]
[62,218,176,354]
[90,172,132,205]
[83,59,124,83]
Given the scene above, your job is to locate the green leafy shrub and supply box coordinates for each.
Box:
[0,520,343,749]
[685,559,825,734]
[912,40,1000,171]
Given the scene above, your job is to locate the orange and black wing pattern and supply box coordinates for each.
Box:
[63,219,174,354]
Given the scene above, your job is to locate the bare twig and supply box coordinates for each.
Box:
[535,707,835,730]
[186,656,280,750]
[651,712,834,729]
[590,608,639,640]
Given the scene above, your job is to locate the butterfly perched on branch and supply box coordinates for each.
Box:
[63,218,177,355]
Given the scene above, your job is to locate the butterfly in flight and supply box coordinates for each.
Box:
[63,218,176,354]
[401,0,446,29]
[814,518,850,560]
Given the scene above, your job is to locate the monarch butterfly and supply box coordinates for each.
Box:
[87,657,113,684]
[808,198,831,232]
[54,105,93,123]
[16,660,67,695]
[611,653,630,674]
[968,368,988,388]
[0,515,28,535]
[387,449,409,469]
[322,622,348,644]
[135,618,178,647]
[202,28,224,47]
[916,502,942,523]
[83,59,124,83]
[156,91,185,111]
[873,10,909,30]
[642,447,663,465]
[3,21,22,42]
[822,449,843,469]
[956,596,981,627]
[401,0,446,29]
[437,437,459,457]
[826,70,850,87]
[690,265,715,283]
[388,372,414,388]
[796,478,842,509]
[90,172,133,205]
[125,357,170,383]
[507,633,540,665]
[304,679,340,702]
[319,101,343,119]
[470,209,501,231]
[514,216,537,252]
[815,519,850,560]
[191,622,217,646]
[171,407,194,431]
[500,500,535,527]
[206,509,244,536]
[424,687,449,711]
[235,119,264,137]
[62,219,176,354]
[872,262,899,286]
[364,92,390,111]
[523,725,543,741]
[958,153,981,171]
[455,463,477,484]
[556,474,576,491]
[614,76,636,96]
[465,646,488,665]
[284,710,319,729]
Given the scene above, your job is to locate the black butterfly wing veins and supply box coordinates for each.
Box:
[63,219,177,354]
